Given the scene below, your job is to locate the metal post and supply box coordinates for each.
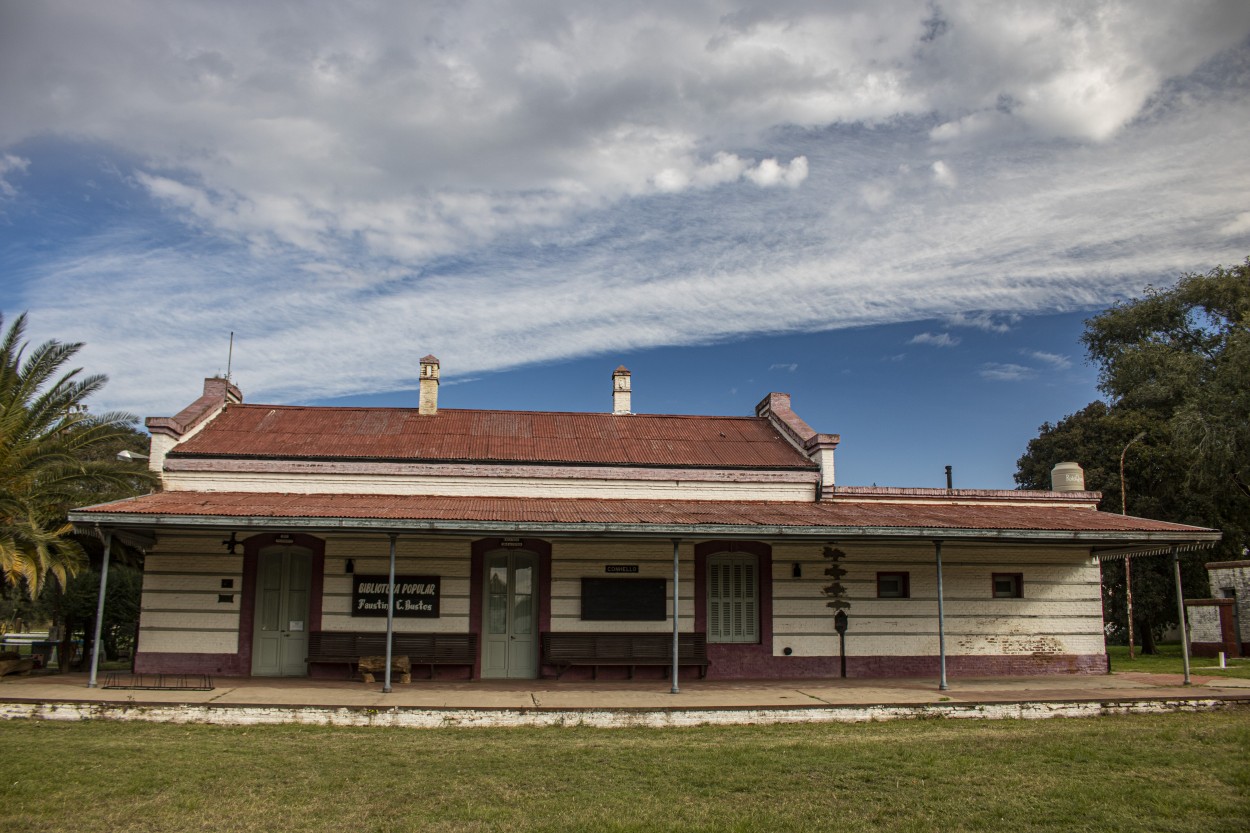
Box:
[87,529,114,688]
[1171,547,1191,686]
[383,533,397,693]
[1121,431,1145,659]
[1125,556,1136,660]
[671,538,680,695]
[935,540,948,691]
[834,611,848,678]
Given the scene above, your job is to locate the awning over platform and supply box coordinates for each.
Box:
[70,490,1220,553]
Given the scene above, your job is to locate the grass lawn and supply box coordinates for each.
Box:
[2,710,1247,832]
[1108,643,1250,679]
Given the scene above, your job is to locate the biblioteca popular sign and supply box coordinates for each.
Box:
[352,575,441,617]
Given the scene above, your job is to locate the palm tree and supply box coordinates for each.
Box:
[0,313,152,597]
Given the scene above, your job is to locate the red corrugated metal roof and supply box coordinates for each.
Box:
[76,491,1214,536]
[168,405,816,469]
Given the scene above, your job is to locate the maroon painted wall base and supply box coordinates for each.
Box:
[1190,641,1247,659]
[538,664,706,682]
[135,650,1110,679]
[308,663,477,681]
[703,650,1109,679]
[134,652,250,676]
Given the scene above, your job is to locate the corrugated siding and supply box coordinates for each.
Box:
[167,405,816,469]
[84,490,1208,535]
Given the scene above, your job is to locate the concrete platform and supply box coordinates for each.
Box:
[2,671,1247,728]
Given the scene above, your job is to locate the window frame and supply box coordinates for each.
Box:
[992,572,1024,599]
[706,552,759,644]
[876,571,910,599]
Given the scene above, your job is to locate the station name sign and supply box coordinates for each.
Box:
[604,565,639,573]
[352,575,441,618]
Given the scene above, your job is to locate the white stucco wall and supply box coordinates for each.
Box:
[137,534,1105,665]
[768,542,1104,658]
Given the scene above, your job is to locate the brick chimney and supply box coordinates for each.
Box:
[145,376,243,473]
[419,354,440,415]
[612,365,632,415]
[755,392,840,497]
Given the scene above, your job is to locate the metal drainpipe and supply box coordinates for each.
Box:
[383,532,397,693]
[87,528,114,689]
[935,539,949,691]
[671,538,680,695]
[1171,546,1192,686]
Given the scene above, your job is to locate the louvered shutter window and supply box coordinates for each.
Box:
[708,553,758,643]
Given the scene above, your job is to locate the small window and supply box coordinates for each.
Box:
[992,573,1023,598]
[877,572,910,598]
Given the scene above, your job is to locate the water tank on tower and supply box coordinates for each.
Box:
[1050,461,1085,492]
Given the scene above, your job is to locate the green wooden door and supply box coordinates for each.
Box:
[481,550,538,679]
[251,546,311,676]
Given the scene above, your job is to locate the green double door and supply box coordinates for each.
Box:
[481,550,538,679]
[251,545,311,676]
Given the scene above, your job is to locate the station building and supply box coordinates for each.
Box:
[70,358,1219,681]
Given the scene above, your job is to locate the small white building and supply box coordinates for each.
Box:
[71,359,1218,681]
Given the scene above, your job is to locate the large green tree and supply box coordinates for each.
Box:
[0,312,151,598]
[1016,403,1213,651]
[1084,258,1250,509]
[1016,259,1250,651]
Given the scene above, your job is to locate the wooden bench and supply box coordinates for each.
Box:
[542,632,709,680]
[306,632,477,680]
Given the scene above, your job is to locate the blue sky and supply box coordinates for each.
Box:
[2,1,1249,490]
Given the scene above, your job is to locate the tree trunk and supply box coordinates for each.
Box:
[103,625,119,662]
[1139,618,1158,654]
[57,620,74,672]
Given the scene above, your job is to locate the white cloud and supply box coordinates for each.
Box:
[944,312,1020,334]
[1023,350,1072,370]
[744,156,808,188]
[979,363,1035,382]
[909,332,961,348]
[916,1,1250,142]
[2,2,1250,416]
[769,363,798,372]
[0,154,30,197]
[1219,211,1250,237]
[653,151,802,193]
[859,181,894,211]
[931,160,957,188]
[931,110,1017,144]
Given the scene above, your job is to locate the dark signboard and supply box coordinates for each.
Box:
[581,578,666,621]
[352,575,440,618]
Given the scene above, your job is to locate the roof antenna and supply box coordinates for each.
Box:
[226,331,234,381]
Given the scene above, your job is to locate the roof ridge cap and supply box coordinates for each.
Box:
[229,403,769,420]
